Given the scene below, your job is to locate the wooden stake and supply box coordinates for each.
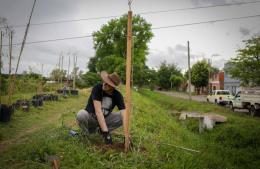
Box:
[9,31,13,75]
[7,0,36,106]
[0,31,2,104]
[73,56,77,90]
[58,55,61,83]
[67,56,70,85]
[61,55,64,84]
[188,41,191,101]
[124,10,133,152]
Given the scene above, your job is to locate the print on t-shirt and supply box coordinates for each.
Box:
[101,97,113,116]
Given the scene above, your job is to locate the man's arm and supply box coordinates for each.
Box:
[93,100,108,132]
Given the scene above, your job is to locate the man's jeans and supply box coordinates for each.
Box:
[76,109,123,134]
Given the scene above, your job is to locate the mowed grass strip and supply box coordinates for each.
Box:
[0,89,260,169]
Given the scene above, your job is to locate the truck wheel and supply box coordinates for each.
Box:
[249,106,256,117]
[229,102,234,111]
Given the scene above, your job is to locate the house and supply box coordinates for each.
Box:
[223,63,241,95]
[209,71,224,91]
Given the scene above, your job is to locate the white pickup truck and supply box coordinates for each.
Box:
[229,87,260,116]
[207,90,233,105]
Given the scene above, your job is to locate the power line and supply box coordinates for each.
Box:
[6,35,92,46]
[2,0,260,29]
[139,0,260,15]
[152,14,260,30]
[2,13,260,46]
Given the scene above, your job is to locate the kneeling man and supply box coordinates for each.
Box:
[76,71,125,145]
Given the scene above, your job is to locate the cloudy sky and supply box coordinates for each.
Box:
[0,0,260,76]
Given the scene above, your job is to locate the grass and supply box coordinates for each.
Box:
[0,88,260,169]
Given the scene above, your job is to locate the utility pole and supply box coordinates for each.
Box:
[170,72,172,90]
[73,55,77,90]
[208,58,211,93]
[67,56,70,86]
[9,31,13,75]
[188,41,191,101]
[41,63,44,76]
[124,8,133,152]
[58,56,60,83]
[0,31,3,104]
[61,54,64,84]
[58,55,61,83]
[8,0,37,106]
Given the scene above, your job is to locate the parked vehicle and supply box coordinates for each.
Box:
[229,87,260,116]
[207,90,233,105]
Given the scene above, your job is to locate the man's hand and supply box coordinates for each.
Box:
[102,131,113,145]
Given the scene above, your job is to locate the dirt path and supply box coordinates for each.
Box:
[0,111,64,152]
[0,91,90,153]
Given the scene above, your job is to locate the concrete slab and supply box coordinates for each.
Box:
[179,112,227,132]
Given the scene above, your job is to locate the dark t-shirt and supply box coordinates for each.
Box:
[85,83,125,117]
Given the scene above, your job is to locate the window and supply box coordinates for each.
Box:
[217,91,230,95]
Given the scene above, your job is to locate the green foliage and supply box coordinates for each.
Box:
[139,66,157,90]
[50,68,66,81]
[1,89,260,169]
[226,36,260,86]
[170,75,183,90]
[157,61,182,89]
[0,76,8,94]
[210,66,219,74]
[78,72,101,87]
[191,60,209,90]
[43,82,62,92]
[88,14,153,86]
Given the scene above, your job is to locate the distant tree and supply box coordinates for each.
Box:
[209,66,219,74]
[226,36,260,86]
[170,75,183,91]
[80,72,101,87]
[136,66,157,89]
[191,60,209,94]
[88,14,153,86]
[88,57,98,73]
[50,68,66,81]
[157,61,182,89]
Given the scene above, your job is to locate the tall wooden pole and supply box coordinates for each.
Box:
[67,56,70,86]
[61,55,64,84]
[188,41,191,101]
[0,31,3,104]
[41,64,43,75]
[9,31,13,75]
[73,56,77,90]
[124,10,132,152]
[8,0,37,106]
[58,55,61,83]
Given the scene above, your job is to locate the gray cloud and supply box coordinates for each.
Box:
[253,30,260,36]
[147,44,208,72]
[239,27,250,36]
[1,0,259,77]
[211,53,220,58]
[147,44,223,72]
[190,0,247,5]
[174,44,187,52]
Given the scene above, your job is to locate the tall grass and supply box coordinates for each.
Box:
[0,89,260,169]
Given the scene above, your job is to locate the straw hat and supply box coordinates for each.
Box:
[100,71,121,88]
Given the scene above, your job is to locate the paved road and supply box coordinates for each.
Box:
[157,91,207,102]
[157,90,249,114]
